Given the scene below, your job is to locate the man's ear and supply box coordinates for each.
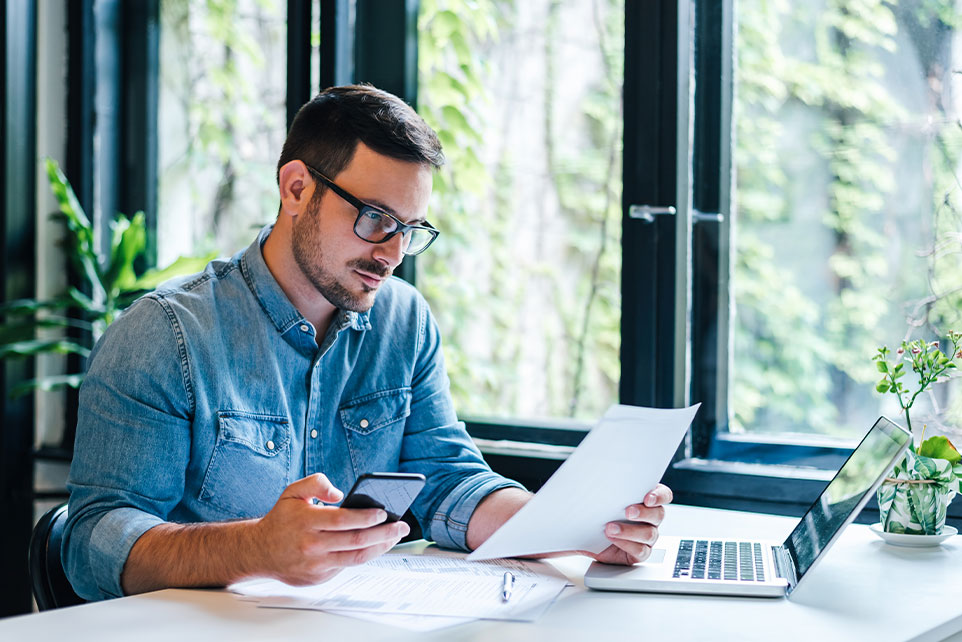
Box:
[278,160,314,217]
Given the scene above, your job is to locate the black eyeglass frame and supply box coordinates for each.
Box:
[301,162,440,256]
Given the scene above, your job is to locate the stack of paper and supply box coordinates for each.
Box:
[229,554,569,632]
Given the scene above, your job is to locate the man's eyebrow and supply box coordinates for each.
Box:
[365,198,427,225]
[364,199,397,215]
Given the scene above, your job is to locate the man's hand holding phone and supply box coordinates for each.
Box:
[252,473,419,586]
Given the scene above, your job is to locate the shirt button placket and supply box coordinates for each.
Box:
[305,357,323,474]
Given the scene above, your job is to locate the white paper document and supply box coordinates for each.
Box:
[468,403,700,560]
[229,554,567,628]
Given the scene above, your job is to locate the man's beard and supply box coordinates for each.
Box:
[291,198,391,313]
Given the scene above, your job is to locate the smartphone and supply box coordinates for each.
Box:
[339,472,426,522]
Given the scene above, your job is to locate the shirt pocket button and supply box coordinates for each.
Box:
[266,440,275,451]
[359,419,369,429]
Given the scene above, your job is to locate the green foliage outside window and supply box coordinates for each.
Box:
[734,0,962,436]
[158,0,285,262]
[417,0,624,421]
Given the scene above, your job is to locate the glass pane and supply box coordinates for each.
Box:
[157,0,287,264]
[417,0,624,422]
[732,1,962,440]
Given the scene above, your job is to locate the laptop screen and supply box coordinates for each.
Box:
[782,416,910,583]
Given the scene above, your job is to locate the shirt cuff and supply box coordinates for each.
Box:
[89,507,165,598]
[429,474,526,551]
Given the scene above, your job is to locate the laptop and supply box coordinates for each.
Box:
[583,416,911,598]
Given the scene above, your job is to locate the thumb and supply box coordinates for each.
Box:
[282,473,343,503]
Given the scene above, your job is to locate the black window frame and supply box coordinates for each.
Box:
[1,0,38,616]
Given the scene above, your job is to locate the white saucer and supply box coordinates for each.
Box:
[870,523,958,547]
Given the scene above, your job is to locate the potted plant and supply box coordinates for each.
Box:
[873,331,962,535]
[0,158,215,397]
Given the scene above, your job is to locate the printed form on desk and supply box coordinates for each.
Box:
[229,404,697,632]
[229,554,570,632]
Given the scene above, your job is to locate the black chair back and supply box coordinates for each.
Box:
[29,503,86,610]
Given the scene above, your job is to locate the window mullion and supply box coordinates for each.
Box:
[621,0,691,413]
[119,0,160,270]
[690,0,734,456]
[1,0,38,616]
[287,0,312,130]
[352,0,419,285]
[320,0,355,89]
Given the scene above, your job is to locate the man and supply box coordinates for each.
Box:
[63,84,671,601]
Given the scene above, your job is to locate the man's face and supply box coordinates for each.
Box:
[291,144,433,313]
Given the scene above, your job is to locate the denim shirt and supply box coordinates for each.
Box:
[63,225,523,601]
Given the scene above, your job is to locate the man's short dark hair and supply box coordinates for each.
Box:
[277,84,444,186]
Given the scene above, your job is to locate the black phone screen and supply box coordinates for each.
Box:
[340,472,426,522]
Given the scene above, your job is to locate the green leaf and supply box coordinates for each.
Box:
[0,296,76,315]
[918,436,961,464]
[875,359,889,373]
[875,380,890,393]
[0,339,91,359]
[9,373,85,398]
[66,287,105,315]
[129,251,218,291]
[104,212,147,294]
[0,317,92,344]
[45,159,106,301]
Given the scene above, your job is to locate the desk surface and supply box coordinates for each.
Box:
[4,505,961,642]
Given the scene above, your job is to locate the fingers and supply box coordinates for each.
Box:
[604,519,660,565]
[320,538,400,569]
[314,521,410,553]
[644,483,673,507]
[619,483,672,525]
[606,521,659,546]
[282,473,344,504]
[623,503,665,525]
[595,540,652,564]
[307,505,390,531]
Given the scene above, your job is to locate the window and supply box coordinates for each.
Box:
[417,0,625,424]
[156,0,288,264]
[692,0,962,457]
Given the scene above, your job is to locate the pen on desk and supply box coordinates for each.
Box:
[501,571,515,603]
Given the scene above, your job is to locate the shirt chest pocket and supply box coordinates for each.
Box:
[339,388,411,474]
[199,411,292,518]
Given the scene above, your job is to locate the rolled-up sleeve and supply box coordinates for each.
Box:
[63,297,193,600]
[399,298,525,550]
[427,472,524,550]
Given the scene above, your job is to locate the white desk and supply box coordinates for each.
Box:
[3,505,961,642]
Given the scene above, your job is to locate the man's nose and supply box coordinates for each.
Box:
[372,233,406,270]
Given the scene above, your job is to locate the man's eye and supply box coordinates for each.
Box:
[363,210,382,222]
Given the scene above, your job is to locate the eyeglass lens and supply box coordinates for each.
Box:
[354,209,434,254]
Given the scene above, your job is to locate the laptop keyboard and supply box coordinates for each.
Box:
[672,540,767,582]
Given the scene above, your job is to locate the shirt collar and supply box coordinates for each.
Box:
[240,224,372,335]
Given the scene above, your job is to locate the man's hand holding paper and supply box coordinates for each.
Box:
[590,482,673,565]
[467,404,699,563]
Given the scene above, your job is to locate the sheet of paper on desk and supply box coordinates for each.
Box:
[468,403,699,560]
[229,555,568,629]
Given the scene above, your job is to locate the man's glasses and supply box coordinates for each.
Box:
[302,162,439,256]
